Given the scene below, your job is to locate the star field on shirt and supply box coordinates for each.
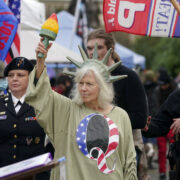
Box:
[76,113,95,156]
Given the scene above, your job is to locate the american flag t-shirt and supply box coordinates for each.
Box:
[76,113,119,174]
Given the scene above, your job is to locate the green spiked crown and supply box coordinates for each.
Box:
[63,45,127,83]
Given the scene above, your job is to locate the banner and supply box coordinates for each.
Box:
[5,0,20,64]
[103,0,180,37]
[0,0,18,62]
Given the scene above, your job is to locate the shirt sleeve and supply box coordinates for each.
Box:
[142,89,180,137]
[25,67,72,142]
[121,111,137,180]
[124,70,147,129]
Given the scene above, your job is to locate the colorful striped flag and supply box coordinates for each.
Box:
[0,0,18,62]
[103,0,180,37]
[5,0,20,64]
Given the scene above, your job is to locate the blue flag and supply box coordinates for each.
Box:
[0,0,18,62]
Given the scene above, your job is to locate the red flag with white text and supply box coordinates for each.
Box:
[103,0,180,37]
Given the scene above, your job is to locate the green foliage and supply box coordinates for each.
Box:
[134,36,180,77]
[113,31,133,48]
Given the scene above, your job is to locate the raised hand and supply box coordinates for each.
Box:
[35,38,52,78]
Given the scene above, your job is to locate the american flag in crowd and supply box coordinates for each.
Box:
[4,0,20,64]
[76,113,119,174]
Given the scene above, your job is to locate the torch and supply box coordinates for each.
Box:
[38,13,59,58]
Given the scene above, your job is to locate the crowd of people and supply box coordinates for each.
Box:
[0,28,180,180]
[142,68,178,180]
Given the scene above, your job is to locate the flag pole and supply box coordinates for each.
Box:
[69,0,82,49]
[170,0,180,15]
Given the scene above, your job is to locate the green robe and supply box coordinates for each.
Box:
[26,68,137,180]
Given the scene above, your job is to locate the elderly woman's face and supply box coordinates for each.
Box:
[78,71,100,105]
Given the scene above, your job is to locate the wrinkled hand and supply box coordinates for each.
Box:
[170,118,180,134]
[35,38,52,78]
[142,116,151,131]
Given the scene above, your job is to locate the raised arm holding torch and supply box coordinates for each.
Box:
[38,13,59,58]
[36,13,59,78]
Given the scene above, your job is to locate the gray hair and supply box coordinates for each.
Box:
[71,66,114,108]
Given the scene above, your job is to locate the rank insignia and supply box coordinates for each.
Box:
[0,111,6,115]
[17,58,24,67]
[26,136,33,145]
[34,137,40,144]
[0,115,7,120]
[25,117,37,121]
[0,94,8,99]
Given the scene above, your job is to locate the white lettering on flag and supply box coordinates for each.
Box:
[107,0,116,15]
[118,1,145,28]
[148,0,177,36]
[103,0,180,37]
